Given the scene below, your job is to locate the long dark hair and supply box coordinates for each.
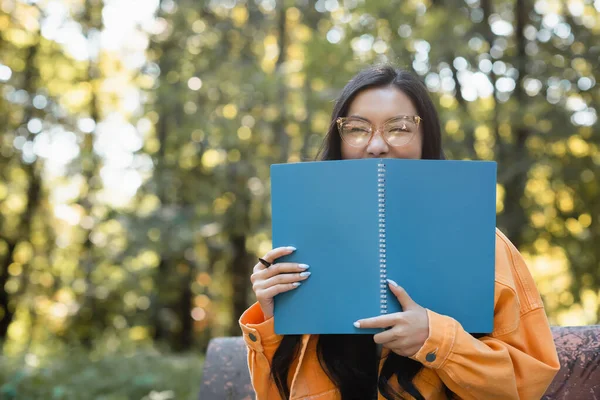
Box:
[271,65,449,399]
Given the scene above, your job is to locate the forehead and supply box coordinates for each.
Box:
[346,86,418,121]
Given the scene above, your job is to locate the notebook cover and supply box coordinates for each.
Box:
[383,159,496,333]
[271,159,496,335]
[271,159,381,334]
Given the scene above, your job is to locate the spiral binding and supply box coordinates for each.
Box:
[377,161,387,315]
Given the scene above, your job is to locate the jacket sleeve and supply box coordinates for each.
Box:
[239,302,284,399]
[410,231,560,400]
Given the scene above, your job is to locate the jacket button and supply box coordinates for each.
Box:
[425,352,436,362]
[248,333,257,342]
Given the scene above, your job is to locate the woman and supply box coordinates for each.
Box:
[239,65,560,399]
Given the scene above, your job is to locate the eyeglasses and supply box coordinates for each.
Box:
[336,115,423,148]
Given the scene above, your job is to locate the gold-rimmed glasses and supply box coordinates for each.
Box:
[336,115,423,148]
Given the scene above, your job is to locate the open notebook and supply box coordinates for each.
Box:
[271,158,497,335]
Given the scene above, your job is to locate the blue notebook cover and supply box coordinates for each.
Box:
[271,159,496,335]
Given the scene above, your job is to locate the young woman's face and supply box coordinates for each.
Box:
[340,86,423,160]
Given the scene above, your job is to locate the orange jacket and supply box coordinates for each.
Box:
[239,230,560,399]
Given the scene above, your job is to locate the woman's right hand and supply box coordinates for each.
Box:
[251,246,311,319]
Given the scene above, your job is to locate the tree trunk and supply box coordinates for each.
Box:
[151,44,174,342]
[72,0,104,349]
[174,262,194,351]
[0,34,42,341]
[300,75,314,161]
[501,0,531,247]
[479,0,501,156]
[0,240,17,339]
[447,52,476,159]
[273,2,289,161]
[229,234,252,337]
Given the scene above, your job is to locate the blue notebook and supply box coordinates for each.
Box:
[271,159,497,335]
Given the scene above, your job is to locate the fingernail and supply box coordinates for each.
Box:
[287,246,297,251]
[299,264,309,269]
[292,282,301,287]
[387,279,398,287]
[300,271,311,277]
[353,321,361,328]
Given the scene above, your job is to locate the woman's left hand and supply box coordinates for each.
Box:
[354,279,430,358]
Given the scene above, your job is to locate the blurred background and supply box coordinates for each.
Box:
[0,0,598,398]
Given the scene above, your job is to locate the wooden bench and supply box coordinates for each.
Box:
[199,325,600,399]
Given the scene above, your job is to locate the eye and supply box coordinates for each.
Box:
[388,121,415,133]
[344,123,370,134]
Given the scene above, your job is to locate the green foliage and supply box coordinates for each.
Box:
[0,346,203,400]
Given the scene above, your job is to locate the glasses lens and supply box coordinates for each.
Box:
[341,119,371,146]
[384,118,417,146]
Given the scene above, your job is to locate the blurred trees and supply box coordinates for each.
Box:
[0,0,598,356]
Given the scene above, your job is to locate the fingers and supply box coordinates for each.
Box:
[253,262,310,283]
[261,246,297,266]
[250,246,302,318]
[254,268,310,301]
[255,282,304,302]
[387,280,418,309]
[373,327,421,357]
[373,326,402,344]
[252,246,297,273]
[253,270,311,290]
[354,313,406,329]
